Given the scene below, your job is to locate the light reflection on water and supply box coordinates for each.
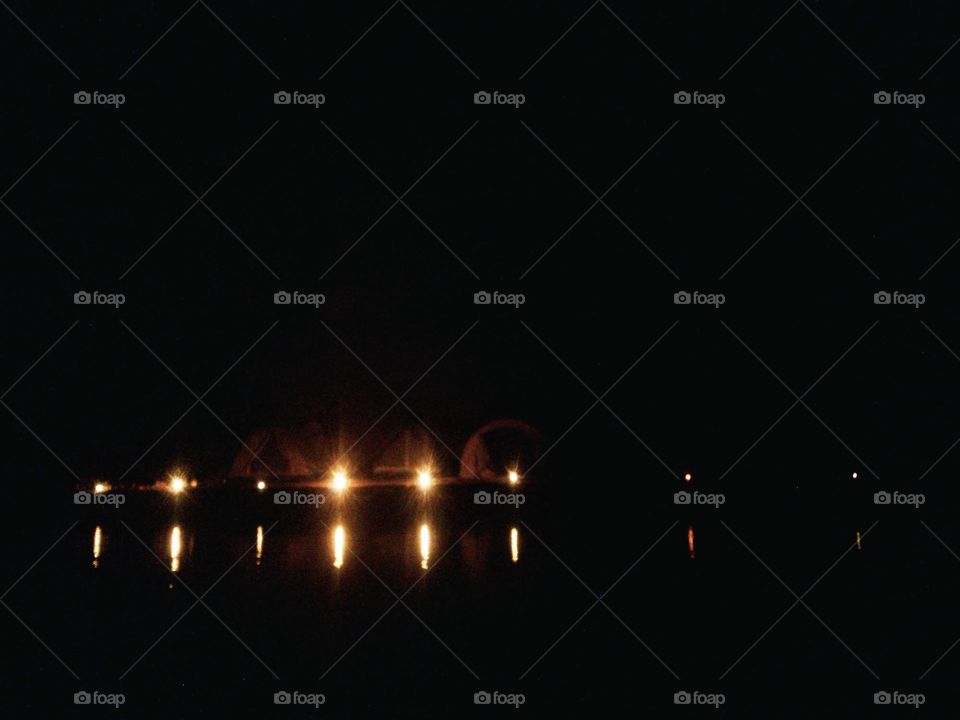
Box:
[256,525,264,566]
[510,527,519,563]
[687,525,695,560]
[92,526,102,569]
[170,525,182,573]
[333,525,345,569]
[419,524,431,570]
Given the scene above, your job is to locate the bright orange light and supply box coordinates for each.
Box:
[417,469,433,490]
[92,526,102,568]
[170,526,182,572]
[683,472,692,482]
[419,524,431,569]
[93,482,108,494]
[508,470,520,485]
[332,469,349,493]
[510,527,519,563]
[169,475,186,494]
[687,525,695,559]
[256,525,264,565]
[256,480,266,491]
[333,525,345,569]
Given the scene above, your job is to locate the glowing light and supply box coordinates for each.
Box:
[687,525,695,559]
[256,480,266,491]
[256,525,264,565]
[333,525,345,569]
[169,475,186,494]
[419,524,431,569]
[417,469,433,490]
[332,469,349,493]
[510,527,519,563]
[92,526,102,568]
[508,470,520,485]
[852,472,858,479]
[170,525,182,573]
[683,472,692,482]
[93,482,108,494]
[856,531,862,551]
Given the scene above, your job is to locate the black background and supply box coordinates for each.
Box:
[3,1,960,716]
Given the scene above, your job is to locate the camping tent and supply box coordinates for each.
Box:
[459,419,541,480]
[229,422,334,480]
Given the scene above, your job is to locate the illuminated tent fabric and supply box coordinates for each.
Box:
[372,425,440,475]
[459,419,541,480]
[229,422,333,479]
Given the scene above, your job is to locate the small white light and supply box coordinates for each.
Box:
[256,480,266,491]
[93,482,108,494]
[683,472,692,482]
[417,469,432,490]
[852,472,858,479]
[332,469,349,493]
[169,476,186,494]
[508,470,519,485]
